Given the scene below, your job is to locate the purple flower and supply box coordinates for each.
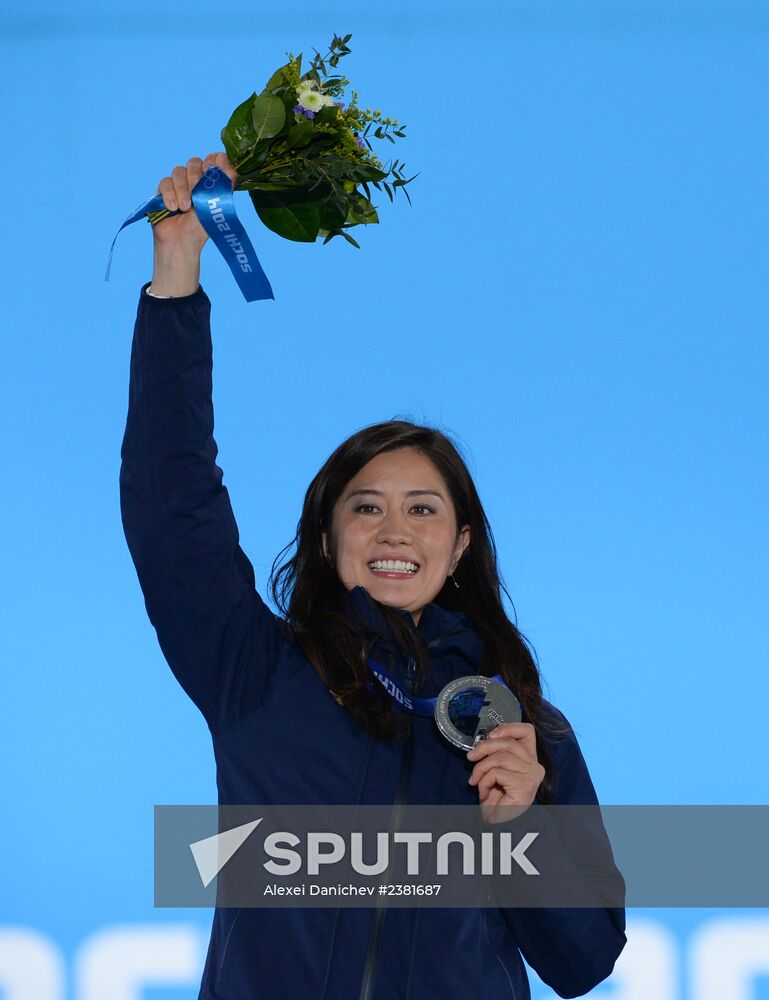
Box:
[293,104,315,120]
[354,133,367,150]
[335,101,346,110]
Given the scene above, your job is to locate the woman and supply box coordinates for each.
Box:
[120,152,626,999]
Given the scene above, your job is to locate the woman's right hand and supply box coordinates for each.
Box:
[149,152,237,297]
[153,152,238,253]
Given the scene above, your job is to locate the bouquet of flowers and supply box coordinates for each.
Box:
[150,34,415,248]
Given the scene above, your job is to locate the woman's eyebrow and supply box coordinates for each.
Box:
[347,488,446,500]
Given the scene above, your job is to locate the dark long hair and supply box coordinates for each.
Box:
[269,420,567,803]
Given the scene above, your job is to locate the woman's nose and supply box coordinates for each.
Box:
[375,512,412,545]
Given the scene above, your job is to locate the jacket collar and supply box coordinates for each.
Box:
[343,586,485,669]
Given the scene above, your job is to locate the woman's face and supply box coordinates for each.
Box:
[325,447,471,623]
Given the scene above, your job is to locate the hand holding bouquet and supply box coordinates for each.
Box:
[150,34,415,248]
[110,34,413,301]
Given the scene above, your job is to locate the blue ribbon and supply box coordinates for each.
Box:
[105,166,274,302]
[368,659,512,718]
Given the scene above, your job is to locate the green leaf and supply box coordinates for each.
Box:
[251,189,321,241]
[251,93,287,142]
[316,193,348,232]
[355,165,387,183]
[234,144,272,176]
[237,178,294,192]
[250,186,346,243]
[221,92,258,164]
[346,193,379,226]
[315,104,342,127]
[286,119,315,148]
[264,61,292,93]
[340,230,361,249]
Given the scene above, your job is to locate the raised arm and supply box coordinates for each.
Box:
[120,153,284,732]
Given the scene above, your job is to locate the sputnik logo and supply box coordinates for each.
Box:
[189,819,263,888]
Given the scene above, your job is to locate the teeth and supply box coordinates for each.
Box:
[369,560,419,574]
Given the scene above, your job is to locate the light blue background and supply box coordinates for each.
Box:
[1,2,768,997]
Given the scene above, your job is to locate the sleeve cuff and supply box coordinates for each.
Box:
[141,281,206,304]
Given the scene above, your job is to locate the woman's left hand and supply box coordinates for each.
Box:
[466,722,545,823]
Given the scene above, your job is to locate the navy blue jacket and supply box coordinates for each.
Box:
[120,283,626,999]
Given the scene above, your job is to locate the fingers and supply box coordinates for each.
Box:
[214,151,238,184]
[158,164,194,212]
[157,157,206,213]
[468,751,540,787]
[202,151,237,186]
[479,794,530,824]
[477,768,513,801]
[467,735,536,765]
[171,164,192,211]
[476,766,525,795]
[482,786,504,807]
[156,152,237,212]
[186,156,204,191]
[466,727,544,819]
[157,175,178,212]
[488,722,536,743]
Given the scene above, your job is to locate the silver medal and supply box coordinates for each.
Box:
[434,675,522,750]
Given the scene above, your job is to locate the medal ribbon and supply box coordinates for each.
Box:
[368,659,509,717]
[105,166,274,302]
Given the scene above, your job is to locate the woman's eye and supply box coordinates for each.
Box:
[354,504,380,514]
[352,502,435,515]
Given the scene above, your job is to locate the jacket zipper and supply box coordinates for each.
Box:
[484,914,518,999]
[357,658,416,1000]
[495,953,518,998]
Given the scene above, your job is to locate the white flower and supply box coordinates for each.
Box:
[296,81,336,112]
[298,89,324,112]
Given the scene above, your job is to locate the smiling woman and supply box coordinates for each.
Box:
[119,152,626,1000]
[268,420,556,750]
[326,448,471,619]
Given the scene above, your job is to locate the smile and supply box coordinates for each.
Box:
[368,559,420,575]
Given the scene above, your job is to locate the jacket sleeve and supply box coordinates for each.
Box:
[119,283,285,732]
[500,703,627,998]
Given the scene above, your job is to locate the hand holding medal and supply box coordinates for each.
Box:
[466,721,546,824]
[370,663,542,823]
[434,674,544,822]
